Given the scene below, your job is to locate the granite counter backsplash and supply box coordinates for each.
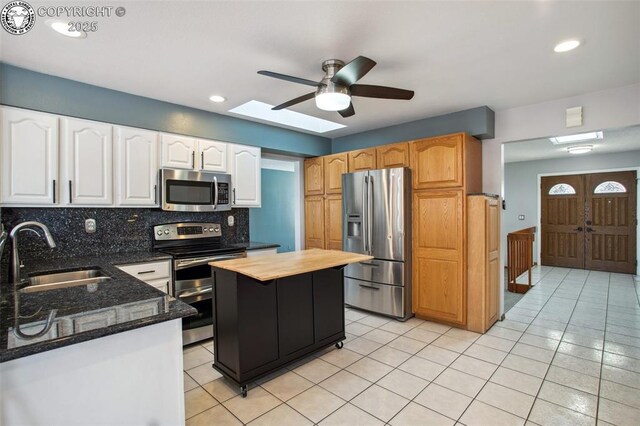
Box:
[1,207,249,263]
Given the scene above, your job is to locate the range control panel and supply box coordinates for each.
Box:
[153,223,221,241]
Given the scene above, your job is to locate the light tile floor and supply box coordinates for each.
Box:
[183,266,640,425]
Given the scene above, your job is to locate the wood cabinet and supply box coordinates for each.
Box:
[0,107,59,205]
[324,194,343,250]
[467,195,500,333]
[304,196,325,249]
[228,144,261,207]
[160,133,196,170]
[114,126,159,207]
[410,133,481,192]
[376,142,409,169]
[413,189,466,325]
[324,153,348,194]
[304,157,324,195]
[198,139,227,172]
[348,148,376,171]
[60,117,113,206]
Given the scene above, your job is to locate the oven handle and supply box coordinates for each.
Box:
[177,287,212,299]
[175,253,246,270]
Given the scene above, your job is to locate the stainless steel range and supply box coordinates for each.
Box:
[152,222,246,345]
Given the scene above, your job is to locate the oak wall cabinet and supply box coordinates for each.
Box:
[348,148,376,172]
[304,157,324,196]
[466,195,501,333]
[324,153,348,194]
[376,142,409,169]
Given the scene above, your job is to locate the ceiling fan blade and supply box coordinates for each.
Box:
[331,56,377,86]
[338,103,355,118]
[272,92,316,110]
[351,84,414,100]
[258,70,319,87]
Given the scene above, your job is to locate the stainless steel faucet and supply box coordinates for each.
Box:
[9,221,56,284]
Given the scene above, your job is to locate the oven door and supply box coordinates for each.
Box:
[174,253,245,344]
[160,168,231,212]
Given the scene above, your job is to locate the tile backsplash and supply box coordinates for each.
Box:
[0,207,249,262]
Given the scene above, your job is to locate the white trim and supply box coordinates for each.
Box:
[536,166,640,274]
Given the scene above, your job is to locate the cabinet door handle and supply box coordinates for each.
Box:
[573,227,583,232]
[201,152,204,170]
[359,284,379,291]
[137,270,156,275]
[52,180,56,203]
[586,227,596,233]
[191,151,195,169]
[154,184,157,204]
[68,180,73,204]
[233,188,236,204]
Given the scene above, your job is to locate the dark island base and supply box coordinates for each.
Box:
[212,266,347,396]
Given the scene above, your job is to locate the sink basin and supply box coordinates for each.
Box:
[23,269,112,293]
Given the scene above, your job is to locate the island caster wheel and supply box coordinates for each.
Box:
[335,341,344,349]
[240,385,248,398]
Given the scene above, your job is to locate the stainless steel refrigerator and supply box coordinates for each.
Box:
[342,167,412,321]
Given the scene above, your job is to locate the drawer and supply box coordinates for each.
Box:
[345,277,405,318]
[117,260,170,282]
[345,259,405,286]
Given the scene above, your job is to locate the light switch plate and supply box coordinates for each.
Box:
[228,215,234,227]
[85,218,97,233]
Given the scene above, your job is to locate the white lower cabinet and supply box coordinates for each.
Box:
[0,107,59,205]
[60,117,113,206]
[114,126,159,207]
[228,143,261,207]
[117,260,171,294]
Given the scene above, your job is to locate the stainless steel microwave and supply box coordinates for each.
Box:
[159,169,232,212]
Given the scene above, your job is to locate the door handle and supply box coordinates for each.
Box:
[52,180,56,203]
[201,152,204,170]
[573,227,583,231]
[359,284,379,291]
[362,176,368,253]
[213,176,218,209]
[68,180,73,204]
[586,227,596,233]
[154,184,157,204]
[191,151,195,169]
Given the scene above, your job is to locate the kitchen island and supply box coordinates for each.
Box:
[210,249,372,396]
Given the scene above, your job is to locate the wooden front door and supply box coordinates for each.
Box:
[541,171,637,274]
[585,171,637,273]
[541,174,585,268]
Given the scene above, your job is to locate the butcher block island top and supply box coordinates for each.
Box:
[209,249,373,281]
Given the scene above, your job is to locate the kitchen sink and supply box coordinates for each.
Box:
[22,269,112,293]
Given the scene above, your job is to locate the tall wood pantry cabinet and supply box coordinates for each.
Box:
[466,195,501,333]
[411,133,482,326]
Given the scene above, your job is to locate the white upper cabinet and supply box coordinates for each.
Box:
[61,118,113,205]
[0,107,59,205]
[114,126,159,207]
[228,144,261,207]
[160,133,196,170]
[198,139,227,172]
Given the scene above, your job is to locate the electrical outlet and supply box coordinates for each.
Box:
[518,215,525,220]
[85,218,97,233]
[228,215,235,227]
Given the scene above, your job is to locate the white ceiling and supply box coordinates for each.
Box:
[504,125,640,163]
[1,1,639,138]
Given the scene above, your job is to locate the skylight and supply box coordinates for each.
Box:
[549,131,603,145]
[229,101,346,134]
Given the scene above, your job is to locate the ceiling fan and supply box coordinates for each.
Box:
[257,56,414,118]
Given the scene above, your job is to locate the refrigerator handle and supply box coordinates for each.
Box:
[368,175,374,255]
[362,175,368,253]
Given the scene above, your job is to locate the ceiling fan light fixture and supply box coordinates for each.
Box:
[315,82,351,111]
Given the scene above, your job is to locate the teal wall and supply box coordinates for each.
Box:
[0,63,331,157]
[331,106,494,153]
[249,169,296,252]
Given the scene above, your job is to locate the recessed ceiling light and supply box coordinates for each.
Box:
[48,20,86,38]
[554,39,581,53]
[209,95,226,103]
[229,100,346,133]
[549,131,602,145]
[567,145,593,154]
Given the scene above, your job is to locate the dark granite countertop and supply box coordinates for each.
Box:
[0,251,196,363]
[230,242,280,251]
